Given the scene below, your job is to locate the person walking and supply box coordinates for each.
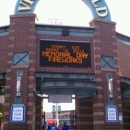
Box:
[62,122,69,130]
[0,123,4,130]
[58,125,61,130]
[49,122,58,130]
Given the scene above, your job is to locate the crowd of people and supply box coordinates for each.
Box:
[43,122,69,130]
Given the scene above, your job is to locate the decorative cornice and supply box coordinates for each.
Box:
[0,26,9,36]
[117,32,130,45]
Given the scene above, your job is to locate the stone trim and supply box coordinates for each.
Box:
[28,76,35,80]
[4,112,10,115]
[11,66,29,68]
[95,70,101,73]
[8,53,13,56]
[117,88,121,91]
[29,60,36,63]
[6,77,11,80]
[95,62,101,66]
[93,103,103,107]
[10,14,36,18]
[97,86,103,90]
[118,104,122,108]
[8,45,14,48]
[29,36,36,39]
[27,111,34,115]
[6,69,12,72]
[27,102,34,106]
[94,32,100,36]
[94,78,102,82]
[117,96,121,99]
[28,93,34,97]
[9,30,15,33]
[112,35,117,39]
[3,121,9,124]
[94,47,101,50]
[29,68,35,71]
[4,103,11,106]
[94,40,100,43]
[5,94,11,98]
[30,28,35,32]
[101,68,116,72]
[89,18,116,25]
[94,55,100,58]
[113,42,117,45]
[7,61,12,64]
[8,37,14,40]
[116,80,120,83]
[93,112,104,116]
[93,95,103,98]
[27,121,34,124]
[28,85,35,88]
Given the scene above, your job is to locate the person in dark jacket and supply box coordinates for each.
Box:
[42,125,44,130]
[62,122,69,130]
[49,122,58,130]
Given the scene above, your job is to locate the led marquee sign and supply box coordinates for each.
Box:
[40,40,91,68]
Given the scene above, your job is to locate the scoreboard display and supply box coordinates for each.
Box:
[40,40,91,68]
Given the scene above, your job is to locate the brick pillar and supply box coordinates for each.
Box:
[89,19,124,130]
[35,96,43,130]
[122,103,130,129]
[75,97,93,130]
[4,14,39,130]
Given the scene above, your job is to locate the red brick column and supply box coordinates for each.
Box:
[35,96,43,130]
[122,103,130,129]
[4,14,42,130]
[89,19,123,130]
[75,97,93,130]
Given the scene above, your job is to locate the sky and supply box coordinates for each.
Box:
[0,0,130,36]
[0,0,130,112]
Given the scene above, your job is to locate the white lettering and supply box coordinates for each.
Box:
[18,0,34,11]
[22,0,34,5]
[91,0,100,7]
[90,0,108,17]
[96,6,108,17]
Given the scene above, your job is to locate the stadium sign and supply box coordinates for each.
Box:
[14,0,111,21]
[40,40,91,68]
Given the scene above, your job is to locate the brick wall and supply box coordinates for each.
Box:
[0,15,129,130]
[118,42,130,78]
[89,19,123,130]
[3,14,42,130]
[0,36,9,72]
[75,97,93,130]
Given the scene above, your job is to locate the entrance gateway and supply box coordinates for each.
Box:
[0,0,126,129]
[14,0,111,129]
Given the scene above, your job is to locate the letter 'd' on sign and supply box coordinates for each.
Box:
[96,6,108,17]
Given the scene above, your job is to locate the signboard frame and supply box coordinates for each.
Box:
[106,105,118,122]
[10,104,25,123]
[40,40,91,68]
[48,94,72,103]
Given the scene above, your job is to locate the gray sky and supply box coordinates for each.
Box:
[0,0,130,36]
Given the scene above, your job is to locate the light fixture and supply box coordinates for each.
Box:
[15,70,23,103]
[108,78,113,98]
